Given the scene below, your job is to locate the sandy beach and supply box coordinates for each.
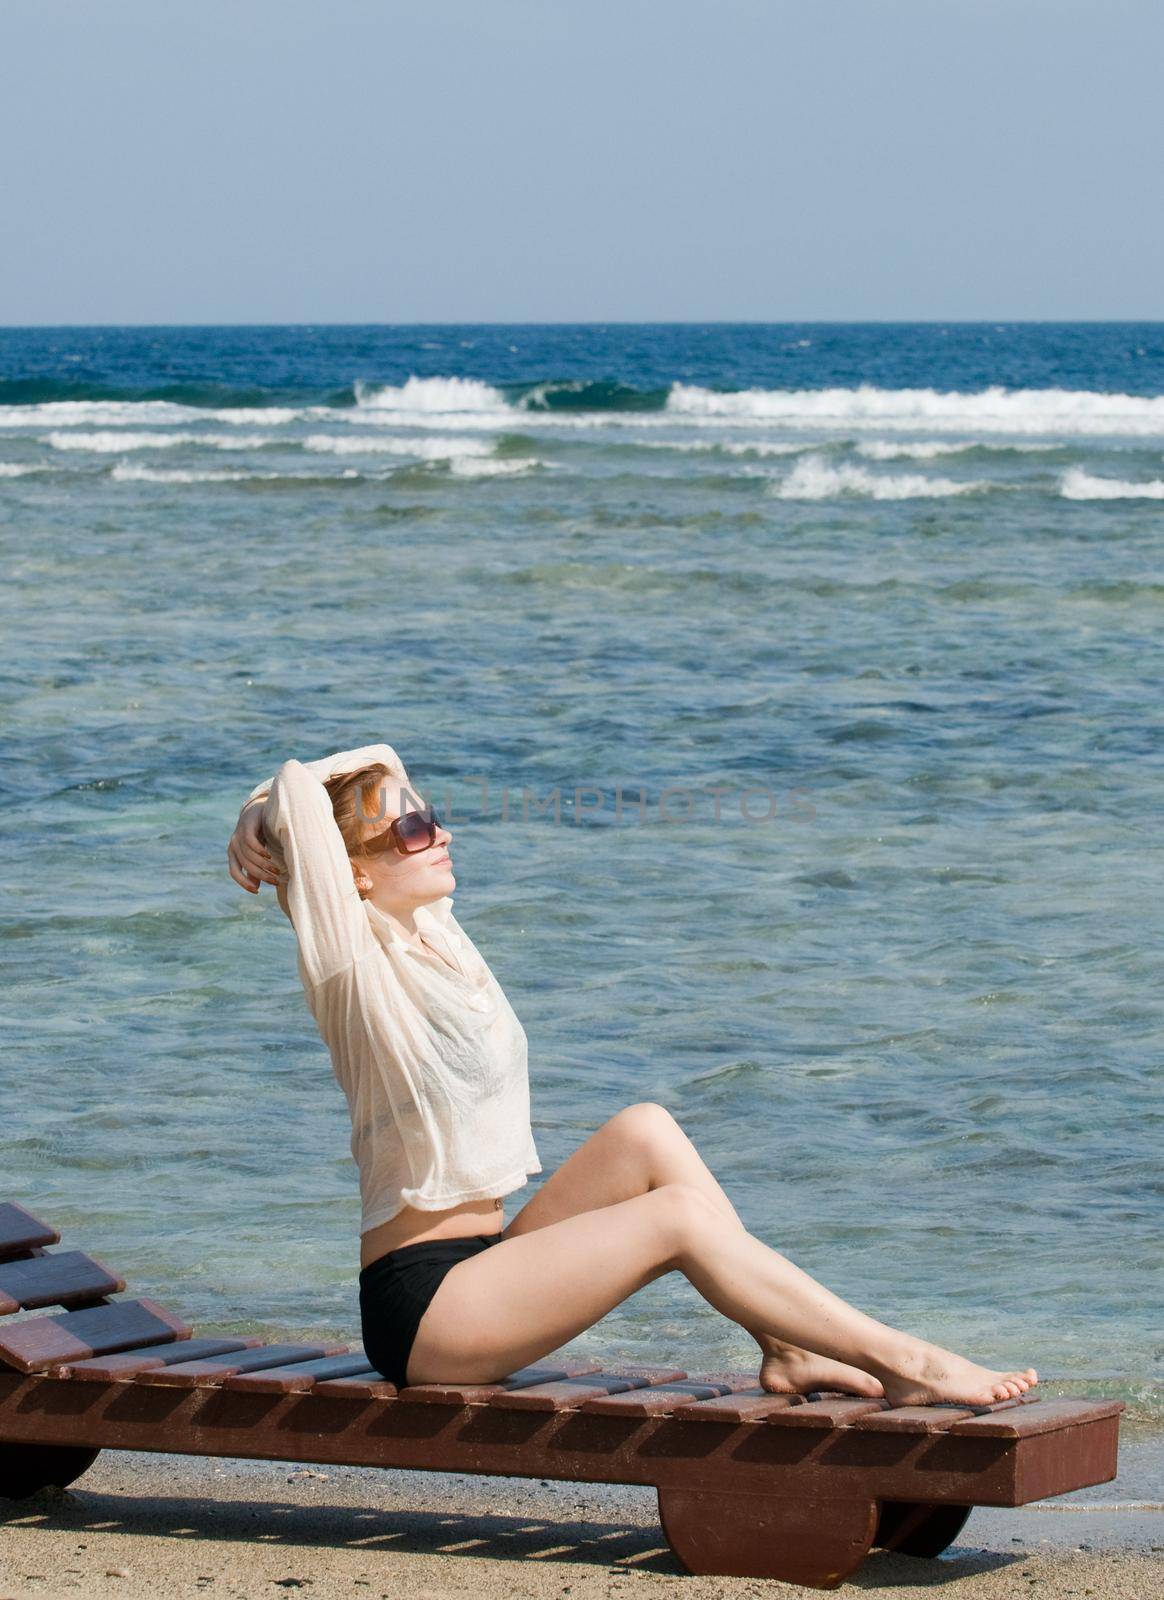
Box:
[2,1428,1160,1600]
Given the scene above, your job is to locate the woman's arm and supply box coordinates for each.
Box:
[228,742,407,895]
[263,758,378,987]
[239,742,407,812]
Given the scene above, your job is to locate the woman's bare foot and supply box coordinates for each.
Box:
[757,1336,885,1398]
[873,1337,1039,1408]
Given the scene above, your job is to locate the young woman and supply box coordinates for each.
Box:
[226,742,1038,1406]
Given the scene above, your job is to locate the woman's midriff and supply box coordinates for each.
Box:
[359,1194,504,1269]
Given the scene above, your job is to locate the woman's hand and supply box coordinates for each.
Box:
[227,798,280,894]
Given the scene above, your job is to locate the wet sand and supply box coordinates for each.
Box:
[1,1428,1161,1599]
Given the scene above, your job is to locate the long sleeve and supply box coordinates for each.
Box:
[263,759,378,988]
[240,743,408,814]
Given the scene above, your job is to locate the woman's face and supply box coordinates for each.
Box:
[350,778,454,913]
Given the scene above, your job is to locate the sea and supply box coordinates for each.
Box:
[1,323,1161,1432]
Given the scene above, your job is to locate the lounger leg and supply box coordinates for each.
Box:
[657,1485,879,1588]
[874,1499,973,1558]
[0,1443,101,1501]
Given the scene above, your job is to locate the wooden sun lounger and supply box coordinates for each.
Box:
[0,1200,1123,1589]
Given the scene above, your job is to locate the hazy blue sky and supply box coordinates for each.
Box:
[2,0,1160,324]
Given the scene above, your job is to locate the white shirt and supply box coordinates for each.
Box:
[243,744,541,1234]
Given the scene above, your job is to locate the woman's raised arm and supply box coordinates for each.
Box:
[239,743,406,813]
[262,758,379,988]
[227,742,407,895]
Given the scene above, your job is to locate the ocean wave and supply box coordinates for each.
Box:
[773,456,989,500]
[1060,467,1164,500]
[0,400,318,431]
[354,375,507,413]
[45,430,277,453]
[514,377,670,412]
[109,462,361,485]
[0,462,46,477]
[857,439,1062,460]
[302,433,493,459]
[448,455,541,477]
[857,440,971,460]
[204,406,311,426]
[669,382,1164,437]
[641,437,809,458]
[0,400,203,429]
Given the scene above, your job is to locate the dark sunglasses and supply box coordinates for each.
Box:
[362,807,444,857]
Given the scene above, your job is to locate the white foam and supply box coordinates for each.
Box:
[1060,468,1164,500]
[773,456,987,501]
[857,439,974,461]
[668,382,1164,438]
[0,400,202,429]
[354,376,507,414]
[45,431,276,453]
[448,455,541,477]
[858,438,1060,460]
[0,462,45,477]
[109,462,360,484]
[642,437,808,458]
[302,433,493,459]
[204,406,308,426]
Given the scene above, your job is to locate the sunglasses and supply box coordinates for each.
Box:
[362,806,444,857]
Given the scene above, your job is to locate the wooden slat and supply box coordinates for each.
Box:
[136,1341,349,1389]
[0,1202,59,1261]
[946,1398,1123,1439]
[0,1251,125,1314]
[853,1403,979,1433]
[765,1396,891,1428]
[312,1371,397,1400]
[59,1337,265,1382]
[224,1353,376,1394]
[400,1358,603,1405]
[579,1373,755,1418]
[490,1365,687,1412]
[0,1298,190,1374]
[671,1388,805,1423]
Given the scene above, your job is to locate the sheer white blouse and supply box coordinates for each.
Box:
[241,744,541,1234]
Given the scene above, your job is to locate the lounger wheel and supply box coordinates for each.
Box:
[658,1485,879,1588]
[874,1499,973,1557]
[0,1442,101,1500]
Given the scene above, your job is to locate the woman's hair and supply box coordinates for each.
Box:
[322,760,409,857]
[270,757,411,921]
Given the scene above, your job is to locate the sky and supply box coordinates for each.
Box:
[1,0,1161,325]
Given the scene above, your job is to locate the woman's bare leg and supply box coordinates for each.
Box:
[501,1102,880,1395]
[408,1180,1038,1407]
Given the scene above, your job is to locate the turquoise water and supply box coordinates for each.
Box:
[1,324,1160,1423]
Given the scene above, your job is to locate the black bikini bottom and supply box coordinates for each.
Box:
[358,1231,502,1390]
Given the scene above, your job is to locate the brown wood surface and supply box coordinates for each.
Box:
[670,1389,803,1423]
[223,1354,377,1395]
[0,1371,1122,1511]
[0,1204,58,1260]
[946,1398,1124,1438]
[658,1484,880,1587]
[491,1367,687,1412]
[853,1402,980,1432]
[579,1375,757,1417]
[0,1299,191,1373]
[399,1360,602,1405]
[59,1338,265,1383]
[135,1342,350,1389]
[310,1372,398,1400]
[0,1250,126,1314]
[765,1396,890,1428]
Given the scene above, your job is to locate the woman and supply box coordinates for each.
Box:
[226,741,1038,1406]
